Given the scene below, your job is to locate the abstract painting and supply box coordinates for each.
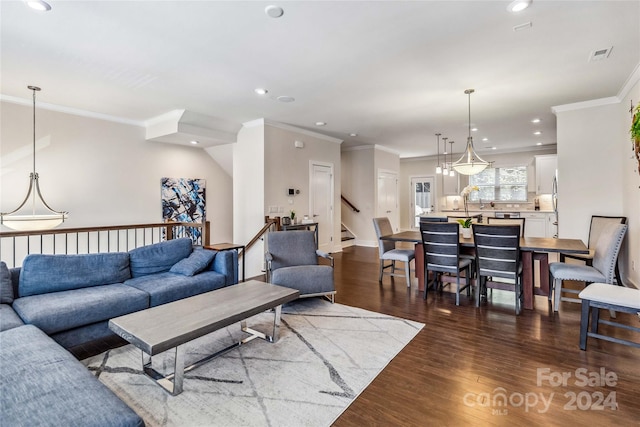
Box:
[161,178,206,244]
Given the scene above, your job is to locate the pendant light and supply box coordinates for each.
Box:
[435,133,442,174]
[452,89,489,175]
[0,86,68,231]
[448,141,455,177]
[442,137,449,176]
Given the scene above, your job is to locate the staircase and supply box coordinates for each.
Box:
[341,223,355,248]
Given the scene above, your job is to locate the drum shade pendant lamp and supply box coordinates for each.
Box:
[0,86,68,230]
[435,133,442,174]
[452,89,489,175]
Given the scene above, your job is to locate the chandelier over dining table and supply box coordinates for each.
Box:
[452,89,489,175]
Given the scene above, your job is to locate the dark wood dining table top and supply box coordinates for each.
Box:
[381,230,588,254]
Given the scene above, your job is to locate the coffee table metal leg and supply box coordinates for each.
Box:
[240,304,283,343]
[142,345,185,396]
[140,306,284,395]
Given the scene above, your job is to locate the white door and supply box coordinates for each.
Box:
[410,176,435,229]
[377,170,398,231]
[310,162,334,253]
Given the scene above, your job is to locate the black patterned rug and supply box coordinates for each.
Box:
[82,299,424,426]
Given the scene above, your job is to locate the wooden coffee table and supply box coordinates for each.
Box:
[108,280,299,395]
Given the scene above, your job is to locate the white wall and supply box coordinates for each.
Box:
[341,146,400,246]
[341,147,376,246]
[234,120,342,278]
[619,79,640,287]
[263,123,342,253]
[233,123,265,278]
[555,86,639,287]
[0,101,233,243]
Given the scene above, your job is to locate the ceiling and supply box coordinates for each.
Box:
[1,1,639,158]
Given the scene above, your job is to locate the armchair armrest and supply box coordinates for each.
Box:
[265,252,273,271]
[316,250,334,268]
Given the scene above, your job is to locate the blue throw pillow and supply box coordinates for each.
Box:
[170,249,216,276]
[1,261,14,304]
[129,238,193,277]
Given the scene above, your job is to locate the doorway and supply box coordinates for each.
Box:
[377,170,398,231]
[410,176,435,229]
[309,161,334,253]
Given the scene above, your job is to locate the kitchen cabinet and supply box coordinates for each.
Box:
[520,212,556,238]
[442,173,459,196]
[521,212,547,238]
[535,155,557,195]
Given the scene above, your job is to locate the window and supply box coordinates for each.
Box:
[468,166,527,202]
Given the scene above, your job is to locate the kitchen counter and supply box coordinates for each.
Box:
[439,209,554,213]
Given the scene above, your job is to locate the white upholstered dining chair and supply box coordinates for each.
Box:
[549,222,627,312]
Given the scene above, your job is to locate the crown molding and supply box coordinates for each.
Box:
[242,118,343,144]
[0,94,145,127]
[551,97,619,114]
[618,61,640,100]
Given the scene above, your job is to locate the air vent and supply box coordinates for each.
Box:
[513,22,532,32]
[589,47,613,62]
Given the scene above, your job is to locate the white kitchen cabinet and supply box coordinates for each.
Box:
[535,155,557,195]
[442,173,459,196]
[521,212,548,237]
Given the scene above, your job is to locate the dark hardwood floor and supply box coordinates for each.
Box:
[71,245,640,426]
[331,246,640,426]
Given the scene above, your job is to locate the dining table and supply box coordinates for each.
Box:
[380,230,589,310]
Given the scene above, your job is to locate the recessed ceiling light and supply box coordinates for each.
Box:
[536,142,543,146]
[471,127,478,132]
[482,137,489,142]
[265,5,284,18]
[349,133,358,137]
[531,118,541,123]
[190,140,200,145]
[254,88,268,95]
[507,0,532,13]
[277,96,295,103]
[534,131,542,135]
[492,147,497,150]
[24,0,51,11]
[315,122,326,126]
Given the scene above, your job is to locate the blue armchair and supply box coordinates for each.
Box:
[265,230,335,303]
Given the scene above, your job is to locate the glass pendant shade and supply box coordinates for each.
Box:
[453,136,489,175]
[0,86,68,231]
[452,89,489,175]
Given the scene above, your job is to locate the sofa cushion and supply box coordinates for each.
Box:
[0,304,24,332]
[271,265,334,295]
[129,238,193,277]
[0,261,13,303]
[0,325,144,427]
[12,284,149,335]
[170,248,216,276]
[125,271,227,307]
[18,252,131,297]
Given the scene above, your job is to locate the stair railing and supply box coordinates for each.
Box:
[341,195,360,212]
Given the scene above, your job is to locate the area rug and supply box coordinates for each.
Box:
[82,299,424,427]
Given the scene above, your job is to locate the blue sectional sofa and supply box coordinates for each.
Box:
[0,238,238,426]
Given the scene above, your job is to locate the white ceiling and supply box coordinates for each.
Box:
[1,1,639,158]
